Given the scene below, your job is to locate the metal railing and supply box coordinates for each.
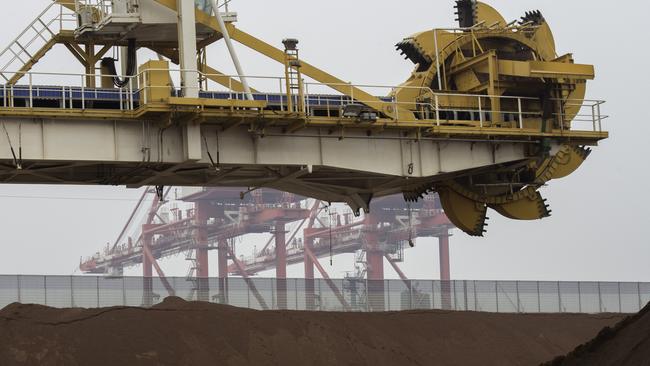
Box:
[0,2,76,82]
[0,275,647,314]
[0,67,608,133]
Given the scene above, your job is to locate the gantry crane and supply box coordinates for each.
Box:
[0,1,608,236]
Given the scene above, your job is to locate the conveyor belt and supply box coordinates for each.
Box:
[0,85,395,110]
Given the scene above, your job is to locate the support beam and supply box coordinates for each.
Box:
[364,213,385,311]
[303,244,351,311]
[142,240,176,297]
[176,0,202,161]
[304,234,316,310]
[227,245,270,310]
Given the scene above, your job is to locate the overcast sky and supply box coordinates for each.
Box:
[0,0,647,282]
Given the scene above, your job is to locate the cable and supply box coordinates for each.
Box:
[101,39,137,88]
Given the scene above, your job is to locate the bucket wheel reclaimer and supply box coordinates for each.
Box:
[396,1,597,236]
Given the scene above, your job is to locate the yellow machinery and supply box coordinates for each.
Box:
[0,0,608,236]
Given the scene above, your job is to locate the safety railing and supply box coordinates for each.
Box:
[0,275,647,314]
[553,99,609,133]
[0,2,76,82]
[0,68,608,133]
[0,70,138,111]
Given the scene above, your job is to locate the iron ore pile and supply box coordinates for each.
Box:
[543,303,650,366]
[0,297,626,366]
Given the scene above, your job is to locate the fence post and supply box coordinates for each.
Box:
[294,279,299,310]
[464,280,468,311]
[70,276,75,308]
[537,281,541,313]
[638,282,643,312]
[122,277,127,306]
[473,280,478,311]
[409,280,413,310]
[432,280,436,310]
[557,281,562,313]
[578,282,582,313]
[386,280,391,310]
[453,281,458,311]
[43,276,47,306]
[16,275,21,303]
[96,276,100,308]
[495,281,499,313]
[516,281,521,313]
[618,282,622,313]
[598,282,603,313]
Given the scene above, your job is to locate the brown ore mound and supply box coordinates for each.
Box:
[543,303,650,366]
[0,297,621,366]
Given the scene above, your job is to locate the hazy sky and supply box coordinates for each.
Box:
[0,0,647,282]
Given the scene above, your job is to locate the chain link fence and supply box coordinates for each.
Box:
[0,276,648,313]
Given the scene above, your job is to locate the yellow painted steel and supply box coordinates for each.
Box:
[437,185,488,237]
[139,60,172,102]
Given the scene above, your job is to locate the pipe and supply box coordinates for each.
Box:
[209,0,254,101]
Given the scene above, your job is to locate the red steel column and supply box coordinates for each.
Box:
[275,222,288,309]
[142,230,153,307]
[217,238,229,304]
[195,201,210,302]
[304,232,316,310]
[365,213,385,311]
[439,234,452,310]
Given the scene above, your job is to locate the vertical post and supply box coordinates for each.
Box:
[439,234,451,310]
[435,94,440,126]
[516,281,521,313]
[591,104,596,131]
[218,238,229,304]
[598,282,603,313]
[557,281,562,313]
[122,276,127,306]
[365,213,385,312]
[463,280,468,311]
[195,201,210,302]
[518,98,523,129]
[275,222,288,310]
[28,73,33,108]
[70,276,75,308]
[177,0,202,161]
[409,280,413,310]
[618,282,622,313]
[96,276,100,308]
[304,233,316,310]
[638,282,643,312]
[81,74,85,110]
[16,275,21,303]
[142,232,154,307]
[478,96,483,128]
[44,276,48,306]
[473,280,478,311]
[495,281,499,313]
[578,282,582,313]
[537,281,541,313]
[597,103,602,132]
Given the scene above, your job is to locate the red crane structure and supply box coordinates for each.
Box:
[80,187,454,310]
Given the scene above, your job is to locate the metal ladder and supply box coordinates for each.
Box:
[282,39,305,113]
[0,2,75,84]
